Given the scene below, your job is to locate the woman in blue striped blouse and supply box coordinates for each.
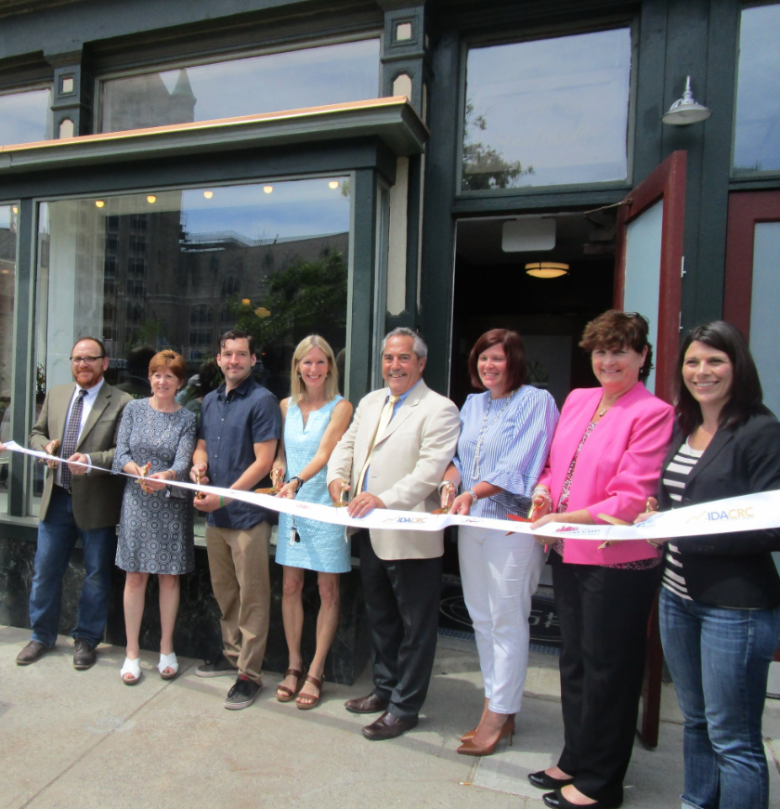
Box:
[440,328,559,756]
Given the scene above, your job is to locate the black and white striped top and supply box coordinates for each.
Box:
[660,441,703,600]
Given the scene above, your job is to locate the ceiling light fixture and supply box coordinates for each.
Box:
[95,200,105,208]
[147,195,157,204]
[203,190,214,199]
[328,181,339,190]
[525,261,570,279]
[263,186,273,194]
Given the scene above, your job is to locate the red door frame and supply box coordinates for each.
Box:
[614,150,687,404]
[724,191,780,335]
[724,190,780,666]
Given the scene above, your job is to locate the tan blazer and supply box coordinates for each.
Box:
[30,382,133,530]
[327,380,460,560]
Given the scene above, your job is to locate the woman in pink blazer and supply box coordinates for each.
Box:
[528,311,674,809]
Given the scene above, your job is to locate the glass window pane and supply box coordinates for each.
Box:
[35,178,351,531]
[733,4,780,175]
[0,205,18,513]
[462,28,631,191]
[0,89,52,146]
[101,39,380,132]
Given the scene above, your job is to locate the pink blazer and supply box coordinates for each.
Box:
[537,383,674,565]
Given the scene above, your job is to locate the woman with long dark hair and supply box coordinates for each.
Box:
[638,321,780,809]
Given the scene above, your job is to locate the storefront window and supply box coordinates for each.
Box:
[0,205,18,512]
[34,178,351,520]
[100,39,380,132]
[0,88,52,146]
[733,3,780,175]
[462,28,631,191]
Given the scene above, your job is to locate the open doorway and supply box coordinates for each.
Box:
[441,209,618,646]
[449,210,617,411]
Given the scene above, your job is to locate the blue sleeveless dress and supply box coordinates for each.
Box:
[276,396,351,573]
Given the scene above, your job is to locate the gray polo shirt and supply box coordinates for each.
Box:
[199,375,281,530]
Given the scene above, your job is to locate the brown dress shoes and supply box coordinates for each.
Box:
[73,638,97,670]
[16,640,48,666]
[361,711,418,741]
[344,692,390,714]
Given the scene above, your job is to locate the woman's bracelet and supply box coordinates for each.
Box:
[291,476,305,490]
[438,480,456,494]
[467,488,479,505]
[219,495,225,508]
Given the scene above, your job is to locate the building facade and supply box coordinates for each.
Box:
[0,0,778,672]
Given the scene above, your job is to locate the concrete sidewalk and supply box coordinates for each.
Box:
[1,625,778,809]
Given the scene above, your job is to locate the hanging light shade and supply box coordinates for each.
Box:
[525,261,569,279]
[662,76,711,126]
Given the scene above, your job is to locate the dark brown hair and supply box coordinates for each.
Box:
[579,310,654,382]
[149,350,187,385]
[468,329,527,392]
[219,329,255,356]
[675,320,770,435]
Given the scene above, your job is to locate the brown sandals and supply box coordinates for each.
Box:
[295,674,323,710]
[275,668,305,702]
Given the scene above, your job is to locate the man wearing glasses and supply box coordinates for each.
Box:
[15,337,132,669]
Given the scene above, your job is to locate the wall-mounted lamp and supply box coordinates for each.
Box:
[662,76,711,126]
[525,262,569,279]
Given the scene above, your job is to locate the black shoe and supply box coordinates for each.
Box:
[543,789,621,809]
[344,692,390,714]
[73,638,96,670]
[224,674,262,710]
[361,711,418,741]
[16,640,48,666]
[196,654,236,678]
[529,771,574,790]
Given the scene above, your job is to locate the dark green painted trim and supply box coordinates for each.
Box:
[633,0,667,184]
[728,177,780,191]
[452,188,629,216]
[0,139,396,201]
[418,30,461,395]
[8,197,36,517]
[348,168,381,405]
[0,99,427,176]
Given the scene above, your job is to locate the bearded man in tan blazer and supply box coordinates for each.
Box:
[13,337,132,670]
[328,328,460,741]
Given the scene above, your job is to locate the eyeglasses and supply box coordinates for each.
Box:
[70,355,104,364]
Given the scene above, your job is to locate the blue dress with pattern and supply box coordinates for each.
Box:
[276,396,351,573]
[113,398,198,575]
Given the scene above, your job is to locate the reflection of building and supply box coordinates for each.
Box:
[102,69,197,132]
[0,225,15,402]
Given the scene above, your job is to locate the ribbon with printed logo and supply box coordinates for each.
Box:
[5,440,780,542]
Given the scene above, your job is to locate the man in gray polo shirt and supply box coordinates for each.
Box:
[191,329,280,710]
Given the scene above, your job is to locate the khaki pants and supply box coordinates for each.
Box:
[205,522,271,684]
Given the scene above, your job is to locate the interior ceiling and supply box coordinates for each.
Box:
[455,211,617,268]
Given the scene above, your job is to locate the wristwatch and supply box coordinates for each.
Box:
[291,476,305,490]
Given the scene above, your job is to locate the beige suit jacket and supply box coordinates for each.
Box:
[327,380,460,560]
[30,381,133,530]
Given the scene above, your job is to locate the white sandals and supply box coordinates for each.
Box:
[158,652,179,681]
[120,656,142,685]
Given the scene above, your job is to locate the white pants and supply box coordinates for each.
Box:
[458,526,545,715]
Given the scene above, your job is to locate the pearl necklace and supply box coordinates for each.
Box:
[471,390,516,480]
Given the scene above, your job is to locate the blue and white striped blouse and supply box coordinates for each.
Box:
[452,386,560,521]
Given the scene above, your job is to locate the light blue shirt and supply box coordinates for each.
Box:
[452,385,559,520]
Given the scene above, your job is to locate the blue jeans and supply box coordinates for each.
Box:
[659,587,780,809]
[29,487,117,648]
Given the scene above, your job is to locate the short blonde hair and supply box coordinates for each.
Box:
[290,335,339,401]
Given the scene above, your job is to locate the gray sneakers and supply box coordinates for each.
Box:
[224,674,262,710]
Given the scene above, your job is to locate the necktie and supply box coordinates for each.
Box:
[60,389,87,492]
[356,394,399,495]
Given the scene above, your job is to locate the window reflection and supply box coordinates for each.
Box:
[733,4,780,175]
[462,29,631,191]
[101,39,380,132]
[35,179,351,524]
[0,88,52,146]
[0,205,18,512]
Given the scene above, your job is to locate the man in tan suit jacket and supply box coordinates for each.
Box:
[328,328,460,740]
[15,337,132,670]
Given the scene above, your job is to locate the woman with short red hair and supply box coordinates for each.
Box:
[113,349,197,685]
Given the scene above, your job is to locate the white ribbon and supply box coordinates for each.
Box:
[6,440,780,542]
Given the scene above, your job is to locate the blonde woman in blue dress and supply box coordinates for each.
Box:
[273,335,353,709]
